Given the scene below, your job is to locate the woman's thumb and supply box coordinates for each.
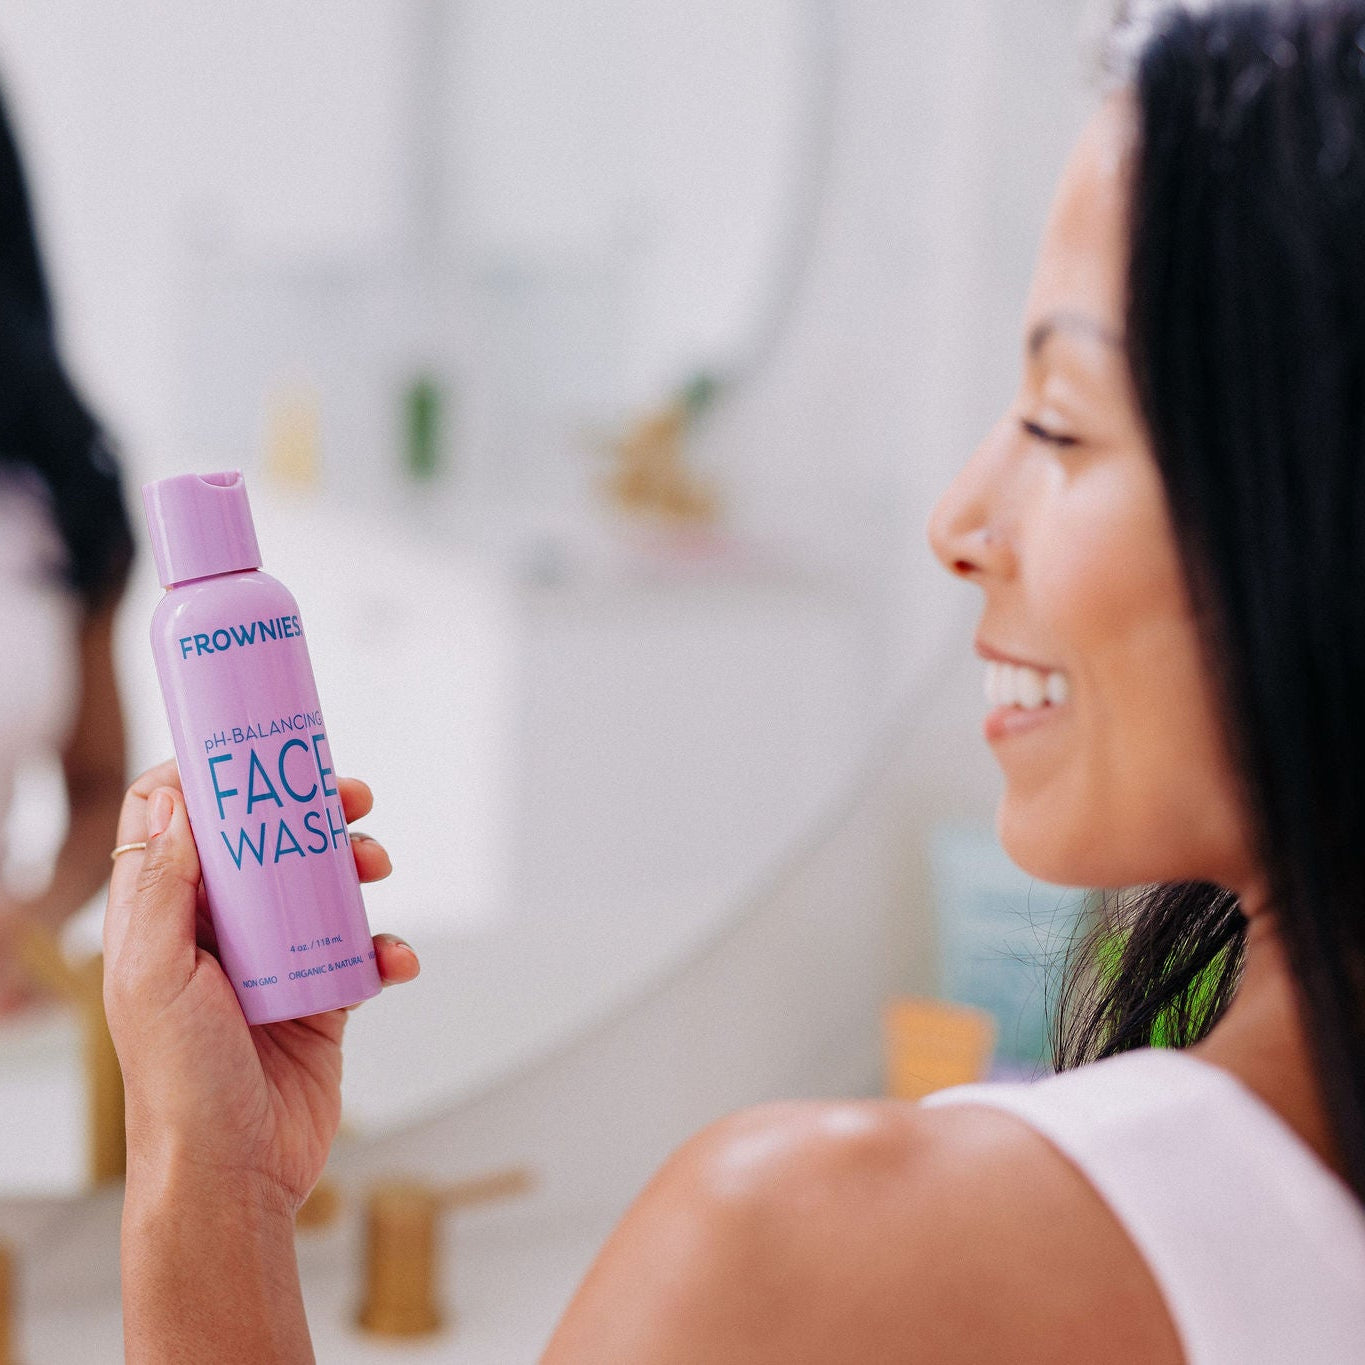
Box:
[105,786,203,1015]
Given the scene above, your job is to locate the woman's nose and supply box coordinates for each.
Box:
[927,443,1013,583]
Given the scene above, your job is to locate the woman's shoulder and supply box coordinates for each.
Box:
[545,1096,1183,1363]
[697,1098,1183,1363]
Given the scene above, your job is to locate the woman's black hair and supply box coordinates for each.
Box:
[0,85,133,611]
[1052,0,1365,1206]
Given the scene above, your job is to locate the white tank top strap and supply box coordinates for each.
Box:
[920,1047,1365,1365]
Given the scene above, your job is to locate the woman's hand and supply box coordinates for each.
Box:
[103,758,419,1215]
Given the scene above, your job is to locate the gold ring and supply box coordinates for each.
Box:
[110,841,148,861]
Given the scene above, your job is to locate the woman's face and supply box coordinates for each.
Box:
[928,95,1255,893]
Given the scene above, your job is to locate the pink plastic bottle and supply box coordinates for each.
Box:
[143,470,382,1024]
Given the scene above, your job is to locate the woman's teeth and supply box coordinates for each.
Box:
[984,660,1070,711]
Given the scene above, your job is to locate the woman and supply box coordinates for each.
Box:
[104,2,1365,1360]
[0,87,135,1013]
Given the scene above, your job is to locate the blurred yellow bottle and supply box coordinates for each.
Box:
[264,381,321,490]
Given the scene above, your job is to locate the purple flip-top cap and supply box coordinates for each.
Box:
[142,470,263,587]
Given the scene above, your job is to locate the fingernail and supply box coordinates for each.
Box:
[148,789,174,840]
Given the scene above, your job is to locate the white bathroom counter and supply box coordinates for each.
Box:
[11,1177,619,1363]
[296,1201,618,1363]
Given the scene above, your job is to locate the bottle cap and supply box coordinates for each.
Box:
[142,470,263,587]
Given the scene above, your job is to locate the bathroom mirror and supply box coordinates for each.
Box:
[0,0,851,1187]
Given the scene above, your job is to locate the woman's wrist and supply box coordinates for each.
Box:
[125,1124,300,1223]
[123,1149,313,1364]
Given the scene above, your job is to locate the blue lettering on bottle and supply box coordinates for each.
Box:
[273,819,306,862]
[303,810,330,854]
[245,749,283,813]
[325,803,347,850]
[312,733,338,797]
[277,737,317,803]
[209,753,238,820]
[179,617,303,663]
[221,823,268,868]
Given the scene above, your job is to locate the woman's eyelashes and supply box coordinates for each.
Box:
[1021,417,1081,449]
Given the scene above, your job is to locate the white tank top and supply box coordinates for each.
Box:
[920,1047,1365,1364]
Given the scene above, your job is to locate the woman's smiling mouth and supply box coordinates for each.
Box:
[979,651,1071,743]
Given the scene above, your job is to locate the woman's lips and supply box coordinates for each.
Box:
[983,701,1066,744]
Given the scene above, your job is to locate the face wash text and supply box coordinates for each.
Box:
[205,731,348,869]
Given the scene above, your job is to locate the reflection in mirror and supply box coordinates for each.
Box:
[0,0,840,1192]
[0,84,134,1196]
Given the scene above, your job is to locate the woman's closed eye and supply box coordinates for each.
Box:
[1021,418,1081,449]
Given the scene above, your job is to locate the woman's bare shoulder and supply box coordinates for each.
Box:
[544,1098,1183,1364]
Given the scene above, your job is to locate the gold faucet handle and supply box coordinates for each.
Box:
[356,1181,444,1338]
[439,1165,536,1211]
[356,1167,535,1340]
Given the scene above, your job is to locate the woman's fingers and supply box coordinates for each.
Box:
[341,934,418,1012]
[104,786,204,1015]
[114,758,183,847]
[339,781,390,881]
[374,933,419,986]
[349,833,392,883]
[338,777,373,824]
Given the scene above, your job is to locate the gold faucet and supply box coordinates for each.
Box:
[356,1167,535,1338]
[605,400,719,526]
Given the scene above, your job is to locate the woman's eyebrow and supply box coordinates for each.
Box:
[1027,311,1122,358]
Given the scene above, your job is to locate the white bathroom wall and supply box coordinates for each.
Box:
[445,0,804,386]
[693,1,1098,716]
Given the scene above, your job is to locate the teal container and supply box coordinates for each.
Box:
[929,825,1091,1072]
